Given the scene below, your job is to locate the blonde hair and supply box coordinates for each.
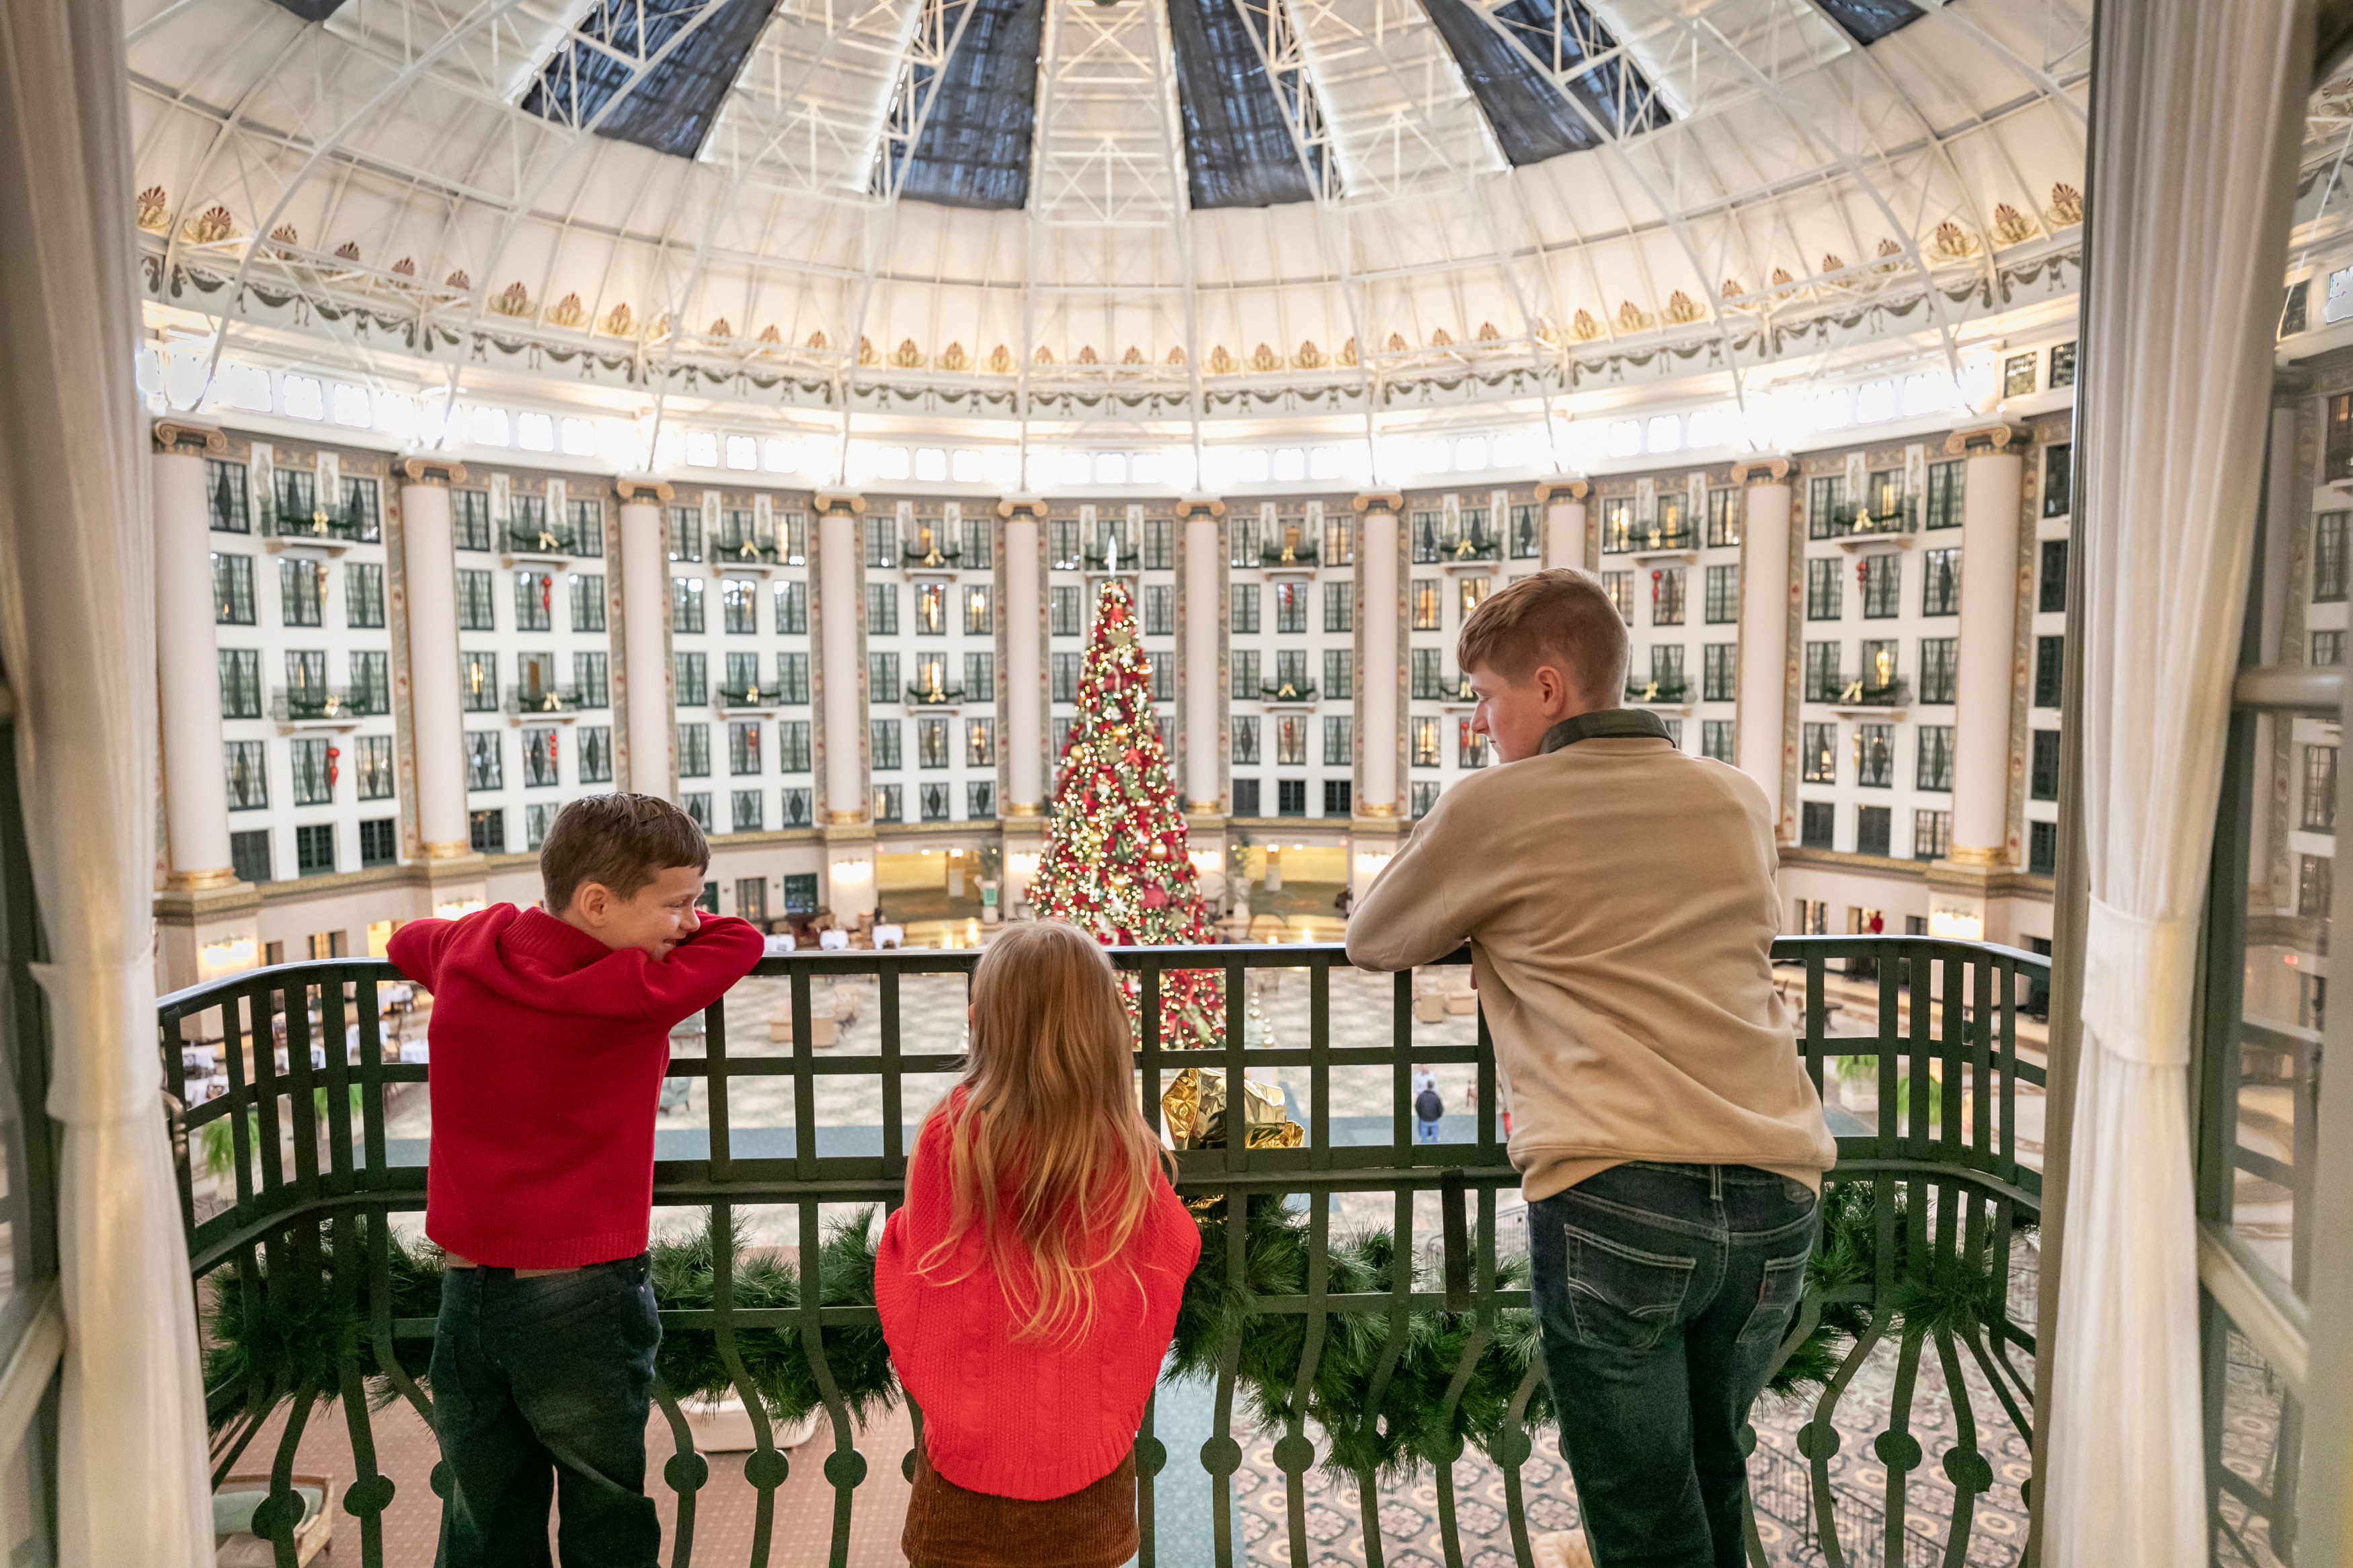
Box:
[916,920,1173,1343]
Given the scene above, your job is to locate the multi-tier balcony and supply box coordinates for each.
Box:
[159,936,2048,1568]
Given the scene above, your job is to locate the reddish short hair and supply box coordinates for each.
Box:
[1455,569,1629,704]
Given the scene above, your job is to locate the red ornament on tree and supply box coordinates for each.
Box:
[1028,580,1222,1048]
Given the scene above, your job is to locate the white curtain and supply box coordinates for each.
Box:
[0,0,214,1561]
[2046,3,2313,1565]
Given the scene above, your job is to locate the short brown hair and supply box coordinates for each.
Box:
[1456,568,1629,704]
[539,794,709,911]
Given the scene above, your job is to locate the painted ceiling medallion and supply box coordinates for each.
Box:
[1570,309,1603,340]
[445,270,471,291]
[858,336,878,366]
[891,337,924,368]
[1931,220,1980,260]
[1429,327,1453,347]
[136,185,170,233]
[1385,332,1408,352]
[545,292,586,328]
[805,329,829,349]
[1663,291,1702,324]
[1294,339,1324,370]
[2046,182,2084,226]
[489,281,534,317]
[1164,346,1185,366]
[1991,203,2038,246]
[938,341,969,370]
[1335,337,1357,366]
[1209,345,1236,374]
[757,324,783,345]
[708,317,734,338]
[1076,345,1099,364]
[1616,300,1653,332]
[986,343,1012,373]
[1721,278,1744,297]
[333,241,361,263]
[602,302,635,335]
[1033,344,1055,365]
[1250,342,1280,372]
[391,257,415,278]
[1475,321,1501,341]
[1121,345,1144,364]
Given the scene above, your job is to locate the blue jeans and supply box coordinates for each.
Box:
[1416,1118,1441,1145]
[1527,1162,1818,1568]
[431,1253,663,1568]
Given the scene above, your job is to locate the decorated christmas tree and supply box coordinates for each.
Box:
[1027,580,1224,1049]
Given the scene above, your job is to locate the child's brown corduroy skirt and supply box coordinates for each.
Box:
[902,1442,1140,1568]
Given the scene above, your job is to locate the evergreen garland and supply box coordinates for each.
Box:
[204,1182,2024,1473]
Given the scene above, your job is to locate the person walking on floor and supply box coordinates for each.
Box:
[1414,1079,1445,1144]
[1347,569,1835,1568]
[876,920,1202,1568]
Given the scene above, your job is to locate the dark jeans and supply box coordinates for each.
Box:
[431,1253,662,1568]
[1527,1162,1818,1568]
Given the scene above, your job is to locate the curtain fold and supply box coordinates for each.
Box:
[0,0,212,1561]
[2046,2,2313,1563]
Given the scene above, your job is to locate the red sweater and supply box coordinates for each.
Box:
[389,905,763,1268]
[875,1096,1201,1500]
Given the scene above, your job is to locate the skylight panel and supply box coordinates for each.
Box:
[522,0,780,161]
[1813,0,1925,46]
[1165,0,1326,210]
[1419,0,1668,167]
[888,0,1045,210]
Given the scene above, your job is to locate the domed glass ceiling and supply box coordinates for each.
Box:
[126,0,2091,406]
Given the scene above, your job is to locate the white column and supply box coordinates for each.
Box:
[1357,497,1400,817]
[1182,507,1224,811]
[1003,508,1045,813]
[616,482,674,798]
[153,424,236,886]
[817,501,867,823]
[1734,462,1793,831]
[1541,480,1589,571]
[400,460,471,858]
[1950,429,2026,864]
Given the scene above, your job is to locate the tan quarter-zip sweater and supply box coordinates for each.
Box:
[1346,717,1835,1202]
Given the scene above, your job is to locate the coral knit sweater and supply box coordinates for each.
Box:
[875,1094,1201,1501]
[389,905,763,1268]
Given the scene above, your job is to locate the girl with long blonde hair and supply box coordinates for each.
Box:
[876,920,1201,1568]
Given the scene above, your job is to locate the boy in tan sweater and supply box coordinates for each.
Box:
[1347,569,1834,1568]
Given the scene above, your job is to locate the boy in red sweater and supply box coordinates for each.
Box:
[387,794,764,1568]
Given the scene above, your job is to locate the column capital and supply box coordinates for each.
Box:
[614,475,675,506]
[151,419,225,456]
[1944,421,2034,457]
[1729,455,1793,485]
[815,491,867,515]
[400,455,469,487]
[1351,490,1404,513]
[1533,478,1588,503]
[996,495,1049,520]
[1172,496,1226,520]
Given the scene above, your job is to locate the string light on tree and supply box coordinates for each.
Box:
[1027,580,1223,1048]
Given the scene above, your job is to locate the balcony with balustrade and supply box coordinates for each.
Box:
[160,936,2047,1568]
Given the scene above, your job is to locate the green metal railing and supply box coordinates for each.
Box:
[163,935,2044,1568]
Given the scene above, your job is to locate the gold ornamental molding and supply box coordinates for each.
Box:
[1944,422,2034,457]
[161,866,241,893]
[1351,491,1405,513]
[1000,801,1043,817]
[996,497,1050,520]
[1942,843,2009,868]
[815,492,867,515]
[401,456,469,488]
[1533,479,1589,503]
[151,421,226,457]
[1729,456,1792,485]
[825,807,867,826]
[1171,497,1228,520]
[614,477,676,506]
[421,837,477,860]
[1356,802,1399,819]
